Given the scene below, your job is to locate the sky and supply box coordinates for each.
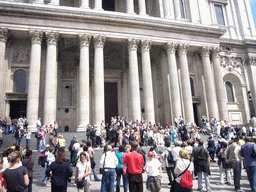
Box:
[250,0,256,29]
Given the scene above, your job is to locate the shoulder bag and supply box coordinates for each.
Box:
[77,164,87,189]
[99,152,107,174]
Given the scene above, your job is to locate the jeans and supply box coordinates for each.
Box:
[16,138,21,145]
[231,161,242,190]
[101,168,116,192]
[41,164,48,184]
[246,165,256,192]
[26,139,30,147]
[89,168,100,181]
[198,172,210,191]
[116,167,128,192]
[37,126,41,133]
[166,166,174,184]
[5,125,9,134]
[39,138,46,152]
[28,177,33,192]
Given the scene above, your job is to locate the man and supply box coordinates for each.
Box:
[240,136,256,192]
[191,139,211,192]
[207,136,216,162]
[36,117,41,133]
[100,145,118,192]
[90,126,96,147]
[6,117,11,135]
[225,138,244,192]
[171,141,182,167]
[123,140,144,192]
[161,141,174,185]
[68,135,76,163]
[15,127,23,145]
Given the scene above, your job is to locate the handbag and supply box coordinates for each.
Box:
[77,164,87,189]
[100,152,107,174]
[177,162,193,189]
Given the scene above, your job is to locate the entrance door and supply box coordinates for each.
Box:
[10,100,27,119]
[105,83,118,125]
[193,103,199,126]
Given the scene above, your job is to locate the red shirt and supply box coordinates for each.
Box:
[124,151,144,174]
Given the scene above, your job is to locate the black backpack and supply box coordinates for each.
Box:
[166,149,174,164]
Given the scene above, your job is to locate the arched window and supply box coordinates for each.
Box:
[190,77,195,96]
[225,81,234,102]
[180,0,185,18]
[13,70,26,93]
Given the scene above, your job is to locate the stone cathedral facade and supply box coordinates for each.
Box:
[0,0,255,132]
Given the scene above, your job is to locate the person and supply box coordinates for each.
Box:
[53,121,58,137]
[38,127,46,152]
[87,141,100,181]
[3,151,29,192]
[46,151,73,192]
[171,149,194,192]
[240,136,256,192]
[45,147,56,187]
[21,150,34,192]
[38,144,50,185]
[68,136,77,164]
[57,134,66,153]
[36,117,42,133]
[145,151,162,192]
[115,145,128,192]
[191,139,211,192]
[15,127,23,145]
[123,140,144,192]
[49,132,56,148]
[225,138,244,192]
[99,145,118,192]
[0,155,3,192]
[72,139,80,167]
[161,141,174,185]
[24,128,31,147]
[207,136,215,162]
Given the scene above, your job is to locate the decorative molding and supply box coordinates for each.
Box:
[212,46,221,58]
[93,35,106,48]
[208,0,228,4]
[178,43,189,55]
[201,46,211,57]
[220,56,244,71]
[248,56,256,66]
[45,31,59,45]
[127,38,139,50]
[12,44,30,64]
[79,33,91,47]
[141,39,151,51]
[0,28,8,43]
[166,42,177,54]
[29,30,43,44]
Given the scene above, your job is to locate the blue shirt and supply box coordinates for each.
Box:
[240,142,256,167]
[115,151,124,168]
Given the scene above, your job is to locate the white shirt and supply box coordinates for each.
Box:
[172,146,181,162]
[36,120,41,126]
[146,158,161,177]
[73,143,80,151]
[242,126,246,133]
[100,151,118,169]
[76,161,91,181]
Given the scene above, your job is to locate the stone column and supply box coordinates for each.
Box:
[94,0,103,10]
[128,39,141,121]
[212,47,228,121]
[178,44,194,124]
[44,32,59,126]
[49,0,59,6]
[80,0,89,9]
[127,0,135,14]
[0,28,8,119]
[78,34,91,131]
[163,0,171,19]
[201,46,219,120]
[166,42,182,119]
[173,0,181,19]
[93,35,105,126]
[138,0,147,15]
[27,30,43,132]
[141,40,155,124]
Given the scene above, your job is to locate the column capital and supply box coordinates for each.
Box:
[79,33,91,47]
[45,31,59,45]
[128,38,139,50]
[178,43,189,54]
[141,39,151,51]
[166,42,178,53]
[93,35,106,48]
[201,46,211,57]
[0,28,8,43]
[212,46,221,57]
[29,30,43,44]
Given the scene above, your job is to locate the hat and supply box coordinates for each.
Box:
[148,151,154,157]
[46,144,50,148]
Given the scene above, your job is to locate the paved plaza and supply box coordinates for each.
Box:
[0,132,252,192]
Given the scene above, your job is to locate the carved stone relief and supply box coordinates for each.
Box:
[12,44,30,64]
[220,56,243,72]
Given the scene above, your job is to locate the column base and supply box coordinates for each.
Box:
[27,125,37,133]
[77,125,87,132]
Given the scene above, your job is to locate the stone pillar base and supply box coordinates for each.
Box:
[77,125,87,132]
[28,125,37,133]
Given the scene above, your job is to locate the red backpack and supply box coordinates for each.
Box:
[179,162,193,189]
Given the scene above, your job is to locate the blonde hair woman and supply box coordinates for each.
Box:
[3,151,29,192]
[75,152,92,192]
[57,135,66,153]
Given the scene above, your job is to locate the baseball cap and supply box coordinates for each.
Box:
[46,144,50,148]
[148,151,154,157]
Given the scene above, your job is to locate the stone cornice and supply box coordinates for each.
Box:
[0,2,226,39]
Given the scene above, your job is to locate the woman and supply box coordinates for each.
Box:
[115,145,128,192]
[25,128,31,147]
[75,152,92,192]
[172,149,194,192]
[46,151,73,192]
[57,135,66,153]
[87,141,100,181]
[38,127,46,152]
[172,128,177,143]
[3,151,29,192]
[53,121,58,137]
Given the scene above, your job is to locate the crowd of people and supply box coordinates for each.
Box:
[0,115,255,192]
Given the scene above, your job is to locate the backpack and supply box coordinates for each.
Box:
[179,162,193,189]
[166,149,174,164]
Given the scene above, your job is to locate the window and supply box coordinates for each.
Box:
[13,70,26,93]
[225,81,234,102]
[180,0,185,19]
[190,77,195,96]
[214,4,225,25]
[61,85,72,106]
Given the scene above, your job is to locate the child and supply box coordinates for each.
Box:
[145,151,162,192]
[46,147,55,187]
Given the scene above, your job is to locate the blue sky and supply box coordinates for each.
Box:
[250,0,256,29]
